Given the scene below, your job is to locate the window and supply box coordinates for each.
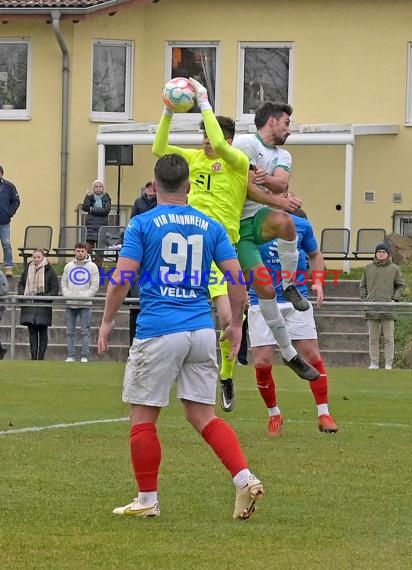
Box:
[91,40,133,122]
[364,191,375,203]
[0,39,30,119]
[238,42,293,121]
[166,42,219,116]
[393,211,412,236]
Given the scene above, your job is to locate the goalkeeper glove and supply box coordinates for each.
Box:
[189,77,212,111]
[163,105,173,118]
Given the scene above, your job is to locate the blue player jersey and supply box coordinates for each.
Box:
[249,215,318,305]
[121,204,237,339]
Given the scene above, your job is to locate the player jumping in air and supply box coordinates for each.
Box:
[152,78,318,412]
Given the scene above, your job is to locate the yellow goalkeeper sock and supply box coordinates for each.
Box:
[219,335,235,380]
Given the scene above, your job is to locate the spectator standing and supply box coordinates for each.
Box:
[0,268,9,358]
[360,242,405,370]
[82,180,111,267]
[61,242,99,363]
[0,165,20,277]
[130,181,157,218]
[17,249,59,360]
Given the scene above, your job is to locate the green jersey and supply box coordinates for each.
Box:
[152,110,249,244]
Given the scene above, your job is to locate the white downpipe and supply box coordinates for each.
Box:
[343,143,354,273]
[97,144,106,184]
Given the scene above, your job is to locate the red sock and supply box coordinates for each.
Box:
[309,358,328,405]
[130,422,161,492]
[202,418,248,477]
[255,366,277,408]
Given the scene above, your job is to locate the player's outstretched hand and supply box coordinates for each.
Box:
[189,77,209,105]
[98,319,115,354]
[311,282,324,306]
[220,324,242,360]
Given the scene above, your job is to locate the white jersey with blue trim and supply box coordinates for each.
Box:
[249,215,318,305]
[121,204,237,339]
[232,133,292,220]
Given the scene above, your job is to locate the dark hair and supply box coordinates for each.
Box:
[254,102,293,129]
[0,165,3,174]
[199,115,235,140]
[293,208,308,220]
[154,154,189,193]
[74,242,88,250]
[144,181,153,188]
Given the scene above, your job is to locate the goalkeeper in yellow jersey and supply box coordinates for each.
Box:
[152,78,318,413]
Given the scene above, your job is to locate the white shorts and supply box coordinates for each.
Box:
[248,302,318,348]
[122,329,218,407]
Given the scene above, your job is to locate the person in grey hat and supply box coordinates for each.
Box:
[359,242,405,369]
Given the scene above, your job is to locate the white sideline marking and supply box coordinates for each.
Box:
[369,422,410,428]
[0,417,129,436]
[286,419,410,429]
[0,416,409,436]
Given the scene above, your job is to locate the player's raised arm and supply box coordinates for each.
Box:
[151,106,181,158]
[152,88,199,163]
[189,77,248,174]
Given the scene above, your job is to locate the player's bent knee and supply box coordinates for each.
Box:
[262,210,295,241]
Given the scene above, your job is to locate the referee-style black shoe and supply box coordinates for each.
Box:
[282,355,320,381]
[220,378,236,412]
[283,285,310,311]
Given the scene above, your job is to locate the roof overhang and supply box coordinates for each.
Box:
[0,0,152,21]
[96,122,399,147]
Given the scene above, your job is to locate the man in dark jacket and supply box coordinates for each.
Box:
[130,181,157,218]
[359,242,405,370]
[0,165,20,277]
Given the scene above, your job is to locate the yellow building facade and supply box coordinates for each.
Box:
[1,0,412,265]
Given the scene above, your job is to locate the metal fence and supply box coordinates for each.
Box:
[2,294,412,360]
[0,294,139,360]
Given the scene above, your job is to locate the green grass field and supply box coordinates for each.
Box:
[1,362,411,570]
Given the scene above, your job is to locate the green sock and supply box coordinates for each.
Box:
[219,335,235,380]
